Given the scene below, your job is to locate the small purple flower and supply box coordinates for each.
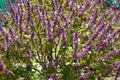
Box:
[26,49,32,57]
[30,32,34,41]
[84,1,90,10]
[61,14,67,22]
[0,56,3,68]
[42,63,47,70]
[26,65,32,71]
[70,10,76,20]
[80,71,91,79]
[2,68,9,75]
[57,5,63,14]
[53,60,59,69]
[49,73,56,80]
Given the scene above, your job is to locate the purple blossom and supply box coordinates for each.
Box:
[42,9,47,24]
[61,14,67,22]
[65,0,69,5]
[15,38,21,45]
[73,32,79,53]
[30,32,34,41]
[42,63,47,70]
[9,28,16,40]
[49,73,56,80]
[57,5,63,14]
[26,49,32,57]
[26,65,32,71]
[80,71,91,79]
[70,10,76,20]
[84,1,91,10]
[0,56,4,68]
[17,3,23,27]
[2,68,9,75]
[53,60,59,69]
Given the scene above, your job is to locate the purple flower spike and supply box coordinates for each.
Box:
[36,5,42,21]
[61,27,67,46]
[114,67,120,80]
[76,45,92,59]
[102,49,120,61]
[73,32,79,53]
[103,29,120,45]
[84,23,105,48]
[110,62,120,68]
[4,34,10,48]
[26,49,32,57]
[86,8,98,29]
[46,20,53,41]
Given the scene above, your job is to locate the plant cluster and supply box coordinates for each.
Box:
[0,0,120,80]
